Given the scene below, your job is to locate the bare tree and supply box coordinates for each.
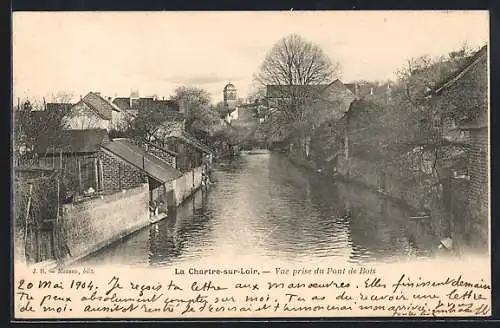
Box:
[255,34,341,139]
[13,94,73,166]
[48,91,75,104]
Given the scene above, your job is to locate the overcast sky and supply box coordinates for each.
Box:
[13,11,488,104]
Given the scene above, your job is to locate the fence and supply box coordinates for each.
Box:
[17,152,100,198]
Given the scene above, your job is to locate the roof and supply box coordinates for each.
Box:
[147,141,178,157]
[113,97,180,115]
[102,139,183,183]
[166,127,215,154]
[46,103,73,112]
[112,98,131,111]
[343,83,357,95]
[80,92,120,120]
[224,83,236,91]
[35,129,109,154]
[266,79,354,98]
[432,45,488,95]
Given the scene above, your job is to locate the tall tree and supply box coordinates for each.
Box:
[13,94,73,165]
[124,101,180,143]
[171,86,218,132]
[255,34,341,139]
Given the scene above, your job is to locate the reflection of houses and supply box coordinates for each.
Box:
[63,92,126,131]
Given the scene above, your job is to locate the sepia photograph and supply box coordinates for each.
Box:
[12,10,491,319]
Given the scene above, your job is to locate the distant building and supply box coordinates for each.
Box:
[265,79,357,155]
[223,82,238,112]
[112,91,180,118]
[63,92,126,131]
[265,79,357,123]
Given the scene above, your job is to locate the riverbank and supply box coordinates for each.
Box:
[286,151,487,255]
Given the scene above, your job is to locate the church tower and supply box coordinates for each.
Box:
[223,82,237,111]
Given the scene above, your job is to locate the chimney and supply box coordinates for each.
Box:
[107,97,112,102]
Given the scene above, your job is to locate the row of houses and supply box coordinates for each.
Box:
[15,90,216,264]
[263,45,489,250]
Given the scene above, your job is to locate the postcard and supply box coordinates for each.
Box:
[12,10,490,319]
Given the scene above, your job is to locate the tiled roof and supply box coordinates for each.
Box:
[35,129,109,154]
[432,45,488,95]
[80,92,119,120]
[112,97,180,116]
[343,83,357,95]
[112,98,131,111]
[166,127,214,154]
[102,138,183,183]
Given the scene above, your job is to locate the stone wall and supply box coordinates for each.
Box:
[468,128,489,214]
[171,166,203,206]
[59,183,149,263]
[146,143,176,168]
[98,149,146,191]
[449,177,488,250]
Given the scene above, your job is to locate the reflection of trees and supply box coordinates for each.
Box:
[262,154,354,258]
[333,182,433,262]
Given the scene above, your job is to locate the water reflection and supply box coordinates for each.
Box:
[78,152,440,267]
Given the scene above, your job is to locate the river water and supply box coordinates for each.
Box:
[77,151,440,268]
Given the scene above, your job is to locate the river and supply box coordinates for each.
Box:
[76,151,440,268]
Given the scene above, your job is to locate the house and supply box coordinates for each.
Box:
[28,102,73,123]
[34,129,118,195]
[46,102,73,112]
[112,94,180,118]
[266,79,357,159]
[160,126,214,171]
[429,45,488,216]
[63,92,126,131]
[34,129,180,194]
[101,139,183,215]
[142,141,178,169]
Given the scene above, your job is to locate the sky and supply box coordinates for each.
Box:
[13,11,489,104]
